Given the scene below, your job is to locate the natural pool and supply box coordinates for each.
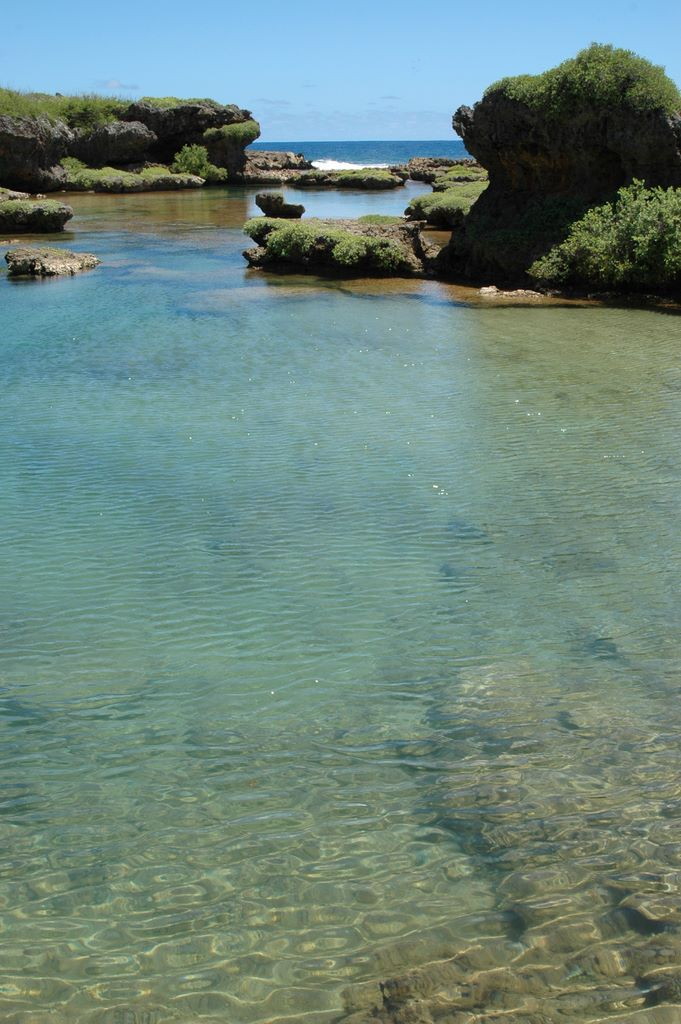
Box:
[2,185,681,1024]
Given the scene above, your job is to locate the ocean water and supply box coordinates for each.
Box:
[1,182,681,1023]
[248,139,470,169]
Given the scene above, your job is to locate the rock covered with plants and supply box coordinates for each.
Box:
[4,246,99,276]
[0,89,260,192]
[254,192,305,218]
[0,197,73,232]
[243,216,436,276]
[439,44,681,284]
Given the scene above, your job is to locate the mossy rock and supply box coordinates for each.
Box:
[290,169,404,190]
[60,157,204,192]
[0,199,72,232]
[5,245,99,276]
[243,217,425,276]
[405,182,487,227]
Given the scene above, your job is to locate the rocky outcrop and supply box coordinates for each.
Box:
[255,192,304,218]
[406,156,479,182]
[0,198,73,232]
[0,115,72,191]
[0,98,259,191]
[238,150,312,184]
[243,217,437,276]
[121,101,256,164]
[438,46,681,283]
[5,246,99,276]
[289,169,405,189]
[70,121,156,167]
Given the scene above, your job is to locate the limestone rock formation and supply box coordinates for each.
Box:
[289,169,405,189]
[70,121,157,167]
[406,156,479,182]
[438,45,681,283]
[0,98,259,191]
[243,217,436,276]
[254,192,304,218]
[0,115,72,191]
[0,198,73,232]
[5,246,99,276]
[239,150,312,184]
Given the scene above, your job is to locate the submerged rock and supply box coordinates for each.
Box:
[0,198,72,232]
[5,246,100,277]
[255,192,304,218]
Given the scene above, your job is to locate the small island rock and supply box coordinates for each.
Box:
[255,192,304,218]
[5,246,100,277]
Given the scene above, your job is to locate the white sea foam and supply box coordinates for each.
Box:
[311,159,392,171]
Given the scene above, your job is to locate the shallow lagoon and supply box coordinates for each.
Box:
[2,185,681,1023]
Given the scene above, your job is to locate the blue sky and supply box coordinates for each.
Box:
[3,0,681,140]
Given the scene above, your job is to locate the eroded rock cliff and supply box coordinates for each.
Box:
[438,44,681,283]
[0,97,259,191]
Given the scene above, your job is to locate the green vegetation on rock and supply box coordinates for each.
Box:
[0,199,72,232]
[60,156,203,192]
[243,217,413,274]
[0,88,127,128]
[530,180,681,291]
[291,168,403,190]
[486,43,681,117]
[139,96,220,109]
[171,144,227,182]
[405,182,487,226]
[204,119,261,147]
[432,166,488,190]
[357,214,403,224]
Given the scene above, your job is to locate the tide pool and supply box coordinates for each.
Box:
[2,185,681,1023]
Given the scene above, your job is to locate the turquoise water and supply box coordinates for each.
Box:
[2,185,681,1023]
[247,140,469,165]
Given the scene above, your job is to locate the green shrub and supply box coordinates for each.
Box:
[243,216,283,244]
[204,119,261,146]
[529,179,681,290]
[405,182,487,226]
[486,43,681,117]
[171,144,227,182]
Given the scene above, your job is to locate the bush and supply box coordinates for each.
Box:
[486,43,681,118]
[405,182,487,226]
[171,144,227,182]
[529,179,681,290]
[204,119,261,147]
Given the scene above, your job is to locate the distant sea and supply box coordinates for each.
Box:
[248,138,469,169]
